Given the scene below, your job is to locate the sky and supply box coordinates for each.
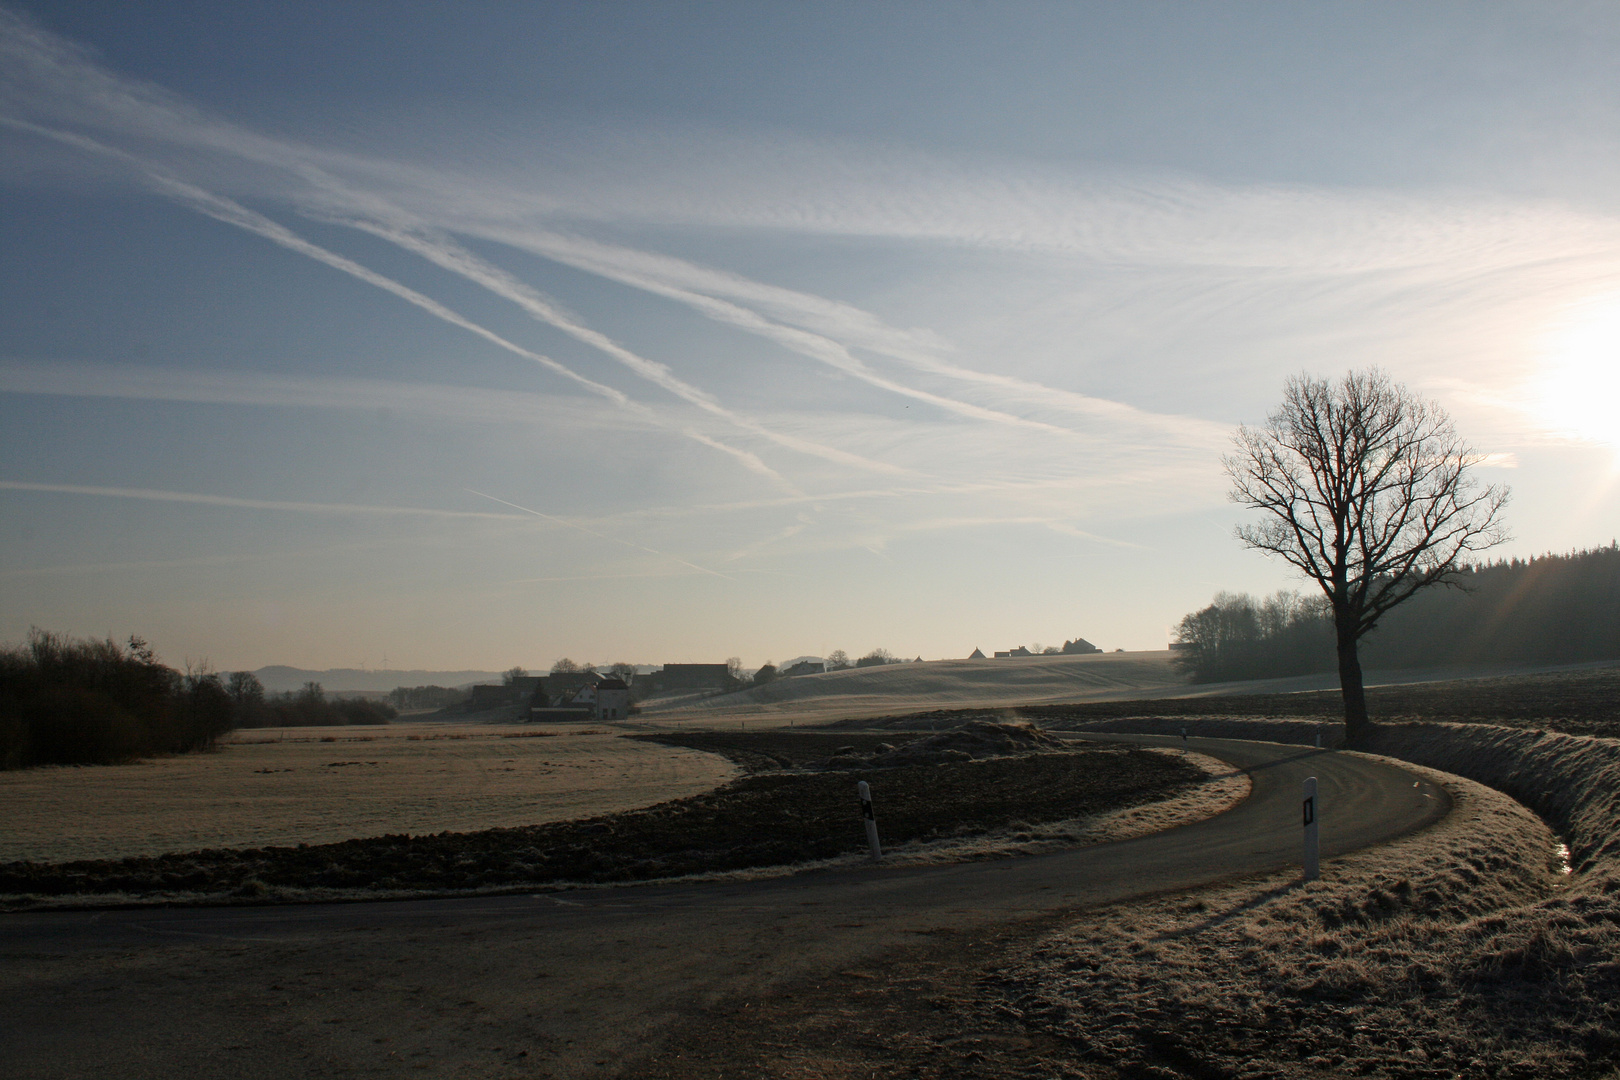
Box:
[3,2,1619,673]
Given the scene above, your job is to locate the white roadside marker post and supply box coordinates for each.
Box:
[1303,776,1320,882]
[858,780,882,860]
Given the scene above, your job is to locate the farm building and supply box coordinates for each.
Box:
[544,670,603,700]
[590,678,631,720]
[636,663,733,693]
[508,675,547,700]
[471,675,549,713]
[531,676,630,722]
[467,684,510,710]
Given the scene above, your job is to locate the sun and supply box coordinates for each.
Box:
[1536,299,1620,450]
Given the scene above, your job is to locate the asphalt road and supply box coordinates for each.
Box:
[2,736,1449,1079]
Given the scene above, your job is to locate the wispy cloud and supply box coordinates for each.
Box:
[0,7,1228,459]
[0,360,1220,530]
[0,12,904,484]
[481,225,1097,438]
[465,489,733,580]
[0,359,643,428]
[0,479,531,520]
[477,227,1231,446]
[1,116,805,488]
[429,124,1620,274]
[324,217,901,477]
[7,1,1614,625]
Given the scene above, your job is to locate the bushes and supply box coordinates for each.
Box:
[0,630,395,768]
[226,679,397,728]
[0,630,233,768]
[385,684,468,711]
[19,686,144,766]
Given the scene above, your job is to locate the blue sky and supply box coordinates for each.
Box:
[3,2,1619,672]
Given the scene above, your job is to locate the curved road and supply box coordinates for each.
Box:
[3,736,1448,1079]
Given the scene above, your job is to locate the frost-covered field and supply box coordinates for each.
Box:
[0,722,737,862]
[647,651,1191,723]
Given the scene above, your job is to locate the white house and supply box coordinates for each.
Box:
[582,677,631,721]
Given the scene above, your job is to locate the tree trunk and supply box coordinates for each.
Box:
[1335,618,1370,742]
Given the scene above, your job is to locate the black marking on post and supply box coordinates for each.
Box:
[1303,796,1315,827]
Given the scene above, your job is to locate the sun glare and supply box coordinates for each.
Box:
[1536,300,1620,451]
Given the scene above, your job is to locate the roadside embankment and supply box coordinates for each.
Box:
[1002,716,1620,1077]
[1361,721,1620,875]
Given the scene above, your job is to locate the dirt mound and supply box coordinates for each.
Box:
[817,721,1065,769]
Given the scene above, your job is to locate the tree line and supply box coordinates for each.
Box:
[0,630,394,769]
[1173,544,1620,683]
[224,672,396,728]
[748,648,909,686]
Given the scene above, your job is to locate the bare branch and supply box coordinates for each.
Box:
[1224,369,1510,735]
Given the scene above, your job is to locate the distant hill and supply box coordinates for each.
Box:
[251,666,506,694]
[639,649,1603,725]
[644,651,1188,722]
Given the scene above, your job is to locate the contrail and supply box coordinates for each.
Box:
[325,213,902,477]
[0,12,1190,454]
[493,229,1229,445]
[495,227,1079,436]
[0,480,530,520]
[464,489,734,580]
[0,118,793,489]
[0,7,900,485]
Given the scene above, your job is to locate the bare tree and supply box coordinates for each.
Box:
[1226,369,1509,739]
[226,670,265,708]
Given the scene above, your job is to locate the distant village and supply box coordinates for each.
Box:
[388,637,1110,722]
